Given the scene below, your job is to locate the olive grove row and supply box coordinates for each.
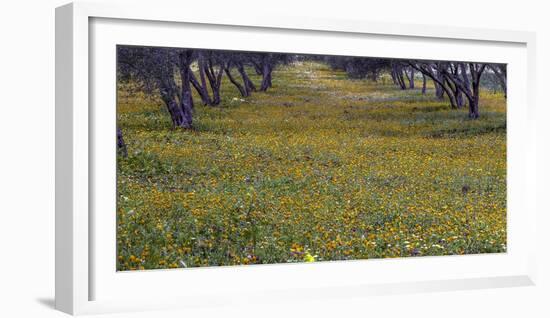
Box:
[117,46,506,155]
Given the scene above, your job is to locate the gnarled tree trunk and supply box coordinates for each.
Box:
[441,62,486,119]
[189,71,211,106]
[237,63,256,94]
[434,71,445,100]
[410,62,458,108]
[203,57,224,105]
[421,73,427,94]
[224,63,248,97]
[407,67,415,89]
[259,56,273,92]
[117,127,127,158]
[488,64,507,98]
[468,84,480,119]
[188,53,212,106]
[177,51,194,128]
[156,68,188,128]
[392,64,407,90]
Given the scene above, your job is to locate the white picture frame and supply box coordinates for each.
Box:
[55,1,537,315]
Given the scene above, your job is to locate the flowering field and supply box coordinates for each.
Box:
[117,61,506,270]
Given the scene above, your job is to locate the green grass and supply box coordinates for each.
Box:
[116,61,506,270]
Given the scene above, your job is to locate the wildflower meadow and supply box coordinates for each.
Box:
[117,51,506,271]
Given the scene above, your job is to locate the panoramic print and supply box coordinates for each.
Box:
[116,46,507,270]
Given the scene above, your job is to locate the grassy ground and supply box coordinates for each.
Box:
[117,61,506,270]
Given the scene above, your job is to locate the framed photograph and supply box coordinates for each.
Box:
[56,1,537,315]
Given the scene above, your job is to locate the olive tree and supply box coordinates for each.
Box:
[117,46,194,128]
